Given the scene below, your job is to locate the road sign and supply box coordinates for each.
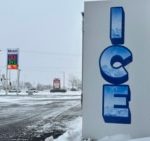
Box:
[53,78,61,89]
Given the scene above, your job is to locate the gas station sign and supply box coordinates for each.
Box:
[7,49,19,70]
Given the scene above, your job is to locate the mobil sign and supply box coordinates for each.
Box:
[7,49,19,70]
[82,0,150,139]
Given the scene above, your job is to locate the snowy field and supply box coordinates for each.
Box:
[0,90,81,141]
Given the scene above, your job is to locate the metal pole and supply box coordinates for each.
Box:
[6,49,8,95]
[63,72,65,89]
[9,70,11,83]
[17,69,20,95]
[6,68,8,95]
[17,48,19,95]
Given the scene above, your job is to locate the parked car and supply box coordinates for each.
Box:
[70,88,78,91]
[50,88,67,93]
[26,88,38,94]
[9,89,21,93]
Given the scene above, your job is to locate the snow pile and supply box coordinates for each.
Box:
[45,136,54,141]
[98,134,131,141]
[44,116,150,141]
[45,117,82,141]
[54,117,82,141]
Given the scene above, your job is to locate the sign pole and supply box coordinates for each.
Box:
[63,72,65,89]
[7,48,19,95]
[17,48,19,96]
[5,67,8,95]
[17,69,20,95]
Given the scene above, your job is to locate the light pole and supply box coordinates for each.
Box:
[63,72,65,89]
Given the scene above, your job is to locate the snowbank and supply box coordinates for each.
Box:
[45,116,150,141]
[54,117,82,141]
[45,117,137,141]
[45,117,82,141]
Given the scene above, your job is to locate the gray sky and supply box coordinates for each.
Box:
[0,0,83,86]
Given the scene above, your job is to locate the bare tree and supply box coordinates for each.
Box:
[24,82,32,89]
[68,75,82,90]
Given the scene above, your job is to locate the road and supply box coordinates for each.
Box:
[0,91,81,141]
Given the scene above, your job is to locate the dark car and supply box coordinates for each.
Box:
[9,89,21,93]
[26,88,38,93]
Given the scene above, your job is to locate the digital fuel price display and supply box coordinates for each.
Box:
[7,49,19,70]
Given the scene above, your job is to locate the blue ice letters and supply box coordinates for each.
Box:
[99,7,133,124]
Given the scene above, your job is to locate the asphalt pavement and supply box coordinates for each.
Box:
[0,92,81,141]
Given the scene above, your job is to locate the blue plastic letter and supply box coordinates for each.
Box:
[110,7,125,44]
[99,45,132,84]
[103,85,131,124]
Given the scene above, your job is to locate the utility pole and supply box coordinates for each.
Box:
[63,72,65,89]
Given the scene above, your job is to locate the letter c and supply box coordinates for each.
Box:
[99,45,133,84]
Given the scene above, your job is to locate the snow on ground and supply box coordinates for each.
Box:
[44,116,150,141]
[98,134,131,141]
[54,116,82,141]
[98,136,150,141]
[45,116,82,141]
[0,89,81,96]
[130,137,150,141]
[0,90,81,141]
[1,90,150,141]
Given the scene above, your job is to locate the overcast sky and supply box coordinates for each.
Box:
[0,0,84,86]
